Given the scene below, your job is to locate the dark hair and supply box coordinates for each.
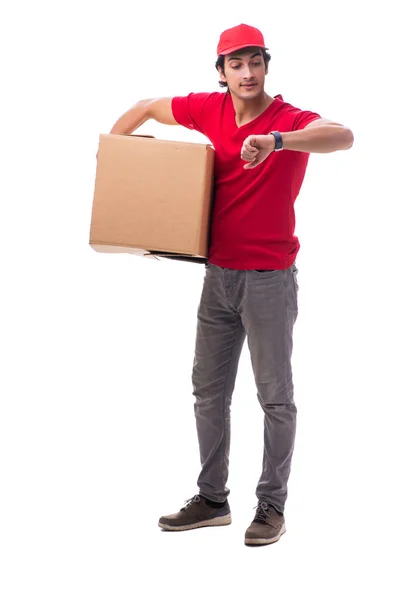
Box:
[215,47,271,88]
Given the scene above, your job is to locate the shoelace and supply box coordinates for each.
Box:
[183,494,201,508]
[253,501,272,522]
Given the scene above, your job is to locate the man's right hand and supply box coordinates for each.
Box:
[96,98,178,160]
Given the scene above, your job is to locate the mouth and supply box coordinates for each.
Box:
[241,83,257,89]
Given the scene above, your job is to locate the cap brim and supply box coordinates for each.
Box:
[219,43,269,55]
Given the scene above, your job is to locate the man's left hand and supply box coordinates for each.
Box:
[241,134,275,169]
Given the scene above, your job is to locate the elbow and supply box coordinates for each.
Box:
[343,127,354,150]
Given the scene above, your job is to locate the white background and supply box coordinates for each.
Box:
[1,1,399,598]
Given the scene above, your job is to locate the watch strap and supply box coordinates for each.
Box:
[270,130,283,151]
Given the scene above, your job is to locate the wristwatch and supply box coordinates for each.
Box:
[270,131,284,151]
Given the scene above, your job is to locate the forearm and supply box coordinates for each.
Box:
[280,125,354,153]
[109,100,149,135]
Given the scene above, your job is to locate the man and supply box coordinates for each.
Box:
[107,23,354,546]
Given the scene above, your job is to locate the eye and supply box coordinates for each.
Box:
[232,65,241,69]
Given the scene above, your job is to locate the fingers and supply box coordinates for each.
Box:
[243,142,258,154]
[243,158,259,169]
[241,144,259,162]
[244,142,257,153]
[241,134,259,161]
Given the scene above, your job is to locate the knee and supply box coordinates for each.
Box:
[256,378,296,406]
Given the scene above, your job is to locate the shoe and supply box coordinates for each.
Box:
[244,501,286,546]
[158,494,232,531]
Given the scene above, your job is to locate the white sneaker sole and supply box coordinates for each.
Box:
[158,513,232,531]
[244,523,287,545]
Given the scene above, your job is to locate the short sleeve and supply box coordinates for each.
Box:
[291,108,321,131]
[171,93,213,135]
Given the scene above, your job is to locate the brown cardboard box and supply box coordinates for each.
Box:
[89,134,215,264]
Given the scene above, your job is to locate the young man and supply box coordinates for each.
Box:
[108,23,354,546]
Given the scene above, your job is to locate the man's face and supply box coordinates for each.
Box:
[218,47,267,99]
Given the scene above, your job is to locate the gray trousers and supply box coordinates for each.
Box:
[191,262,299,513]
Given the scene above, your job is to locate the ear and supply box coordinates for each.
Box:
[217,65,227,83]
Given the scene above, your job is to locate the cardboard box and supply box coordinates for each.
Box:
[89,134,215,264]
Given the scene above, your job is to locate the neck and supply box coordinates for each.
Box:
[231,91,275,127]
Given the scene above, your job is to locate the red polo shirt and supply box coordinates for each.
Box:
[171,92,320,270]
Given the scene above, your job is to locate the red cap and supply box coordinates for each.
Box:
[217,23,268,56]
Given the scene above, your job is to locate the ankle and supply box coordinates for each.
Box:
[200,495,226,508]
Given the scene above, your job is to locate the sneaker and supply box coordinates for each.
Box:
[158,494,232,531]
[244,501,286,546]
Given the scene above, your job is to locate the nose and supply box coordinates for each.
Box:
[242,64,256,80]
[242,66,252,79]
